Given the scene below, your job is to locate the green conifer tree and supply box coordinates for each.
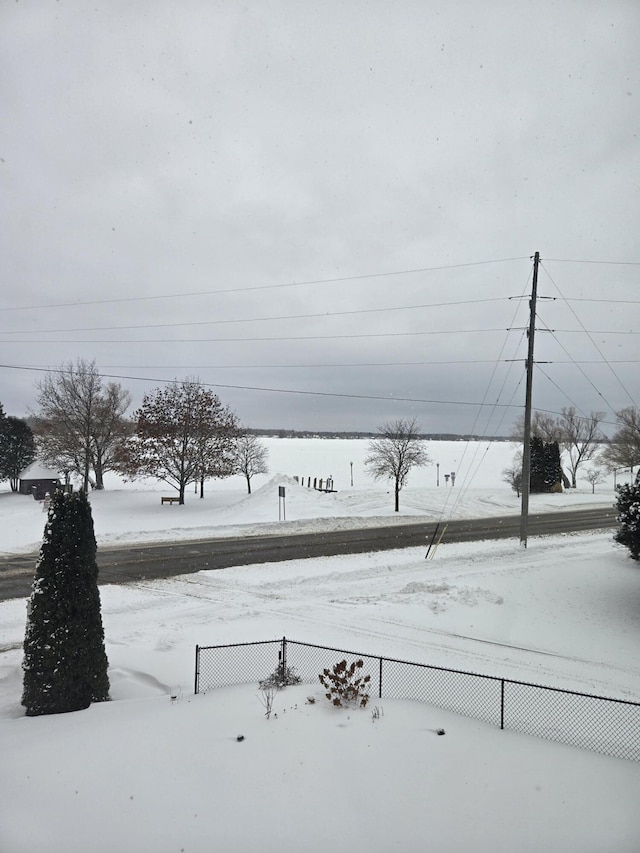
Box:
[529,436,546,492]
[22,490,110,715]
[544,441,562,491]
[530,437,562,493]
[614,482,640,561]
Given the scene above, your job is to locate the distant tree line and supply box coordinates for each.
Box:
[248,428,512,441]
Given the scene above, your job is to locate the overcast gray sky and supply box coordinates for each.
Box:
[1,1,638,435]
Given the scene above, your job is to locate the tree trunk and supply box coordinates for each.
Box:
[246,474,251,494]
[179,487,185,505]
[94,455,105,490]
[394,481,400,512]
[200,475,204,498]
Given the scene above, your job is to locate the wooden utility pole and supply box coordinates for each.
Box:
[519,251,540,547]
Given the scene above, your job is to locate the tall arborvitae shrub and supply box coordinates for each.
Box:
[529,436,546,493]
[530,437,562,493]
[614,482,640,561]
[22,489,110,716]
[544,441,563,491]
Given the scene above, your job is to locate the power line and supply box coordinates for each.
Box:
[0,256,527,313]
[9,358,639,371]
[0,328,510,344]
[553,329,639,335]
[0,362,525,410]
[535,364,586,417]
[0,297,509,337]
[540,262,638,411]
[426,261,535,531]
[563,298,640,304]
[82,359,516,369]
[544,258,640,266]
[1,326,635,344]
[536,313,618,416]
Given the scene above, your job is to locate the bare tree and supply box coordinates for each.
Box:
[33,359,130,491]
[365,418,430,512]
[601,407,640,477]
[559,407,605,488]
[234,433,269,494]
[512,411,563,444]
[91,382,132,489]
[502,464,522,498]
[583,467,606,494]
[117,379,238,504]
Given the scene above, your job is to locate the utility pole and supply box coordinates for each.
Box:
[519,251,540,547]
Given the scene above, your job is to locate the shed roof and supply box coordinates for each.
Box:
[19,461,62,480]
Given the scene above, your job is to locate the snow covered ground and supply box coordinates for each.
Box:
[1,439,639,852]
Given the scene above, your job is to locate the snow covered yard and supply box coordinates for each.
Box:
[1,439,639,851]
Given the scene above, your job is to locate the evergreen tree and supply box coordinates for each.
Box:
[529,436,562,493]
[22,490,110,715]
[530,436,544,492]
[614,482,640,561]
[0,416,37,491]
[544,441,562,490]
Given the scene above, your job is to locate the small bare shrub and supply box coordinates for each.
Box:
[319,659,371,708]
[257,684,279,719]
[259,661,301,691]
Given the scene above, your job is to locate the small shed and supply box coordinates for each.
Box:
[18,462,62,500]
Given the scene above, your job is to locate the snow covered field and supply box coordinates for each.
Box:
[0,438,622,554]
[1,439,639,852]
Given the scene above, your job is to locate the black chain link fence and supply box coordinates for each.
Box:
[195,636,640,762]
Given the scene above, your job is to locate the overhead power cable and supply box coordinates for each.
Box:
[0,297,509,337]
[534,364,586,417]
[0,328,510,344]
[429,262,534,534]
[540,262,638,411]
[0,256,527,313]
[536,313,618,415]
[563,298,640,304]
[544,258,640,266]
[0,362,524,410]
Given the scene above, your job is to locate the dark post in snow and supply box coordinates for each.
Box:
[520,251,540,548]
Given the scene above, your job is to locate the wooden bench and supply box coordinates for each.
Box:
[161,496,181,505]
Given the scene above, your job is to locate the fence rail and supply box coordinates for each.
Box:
[195,637,640,762]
